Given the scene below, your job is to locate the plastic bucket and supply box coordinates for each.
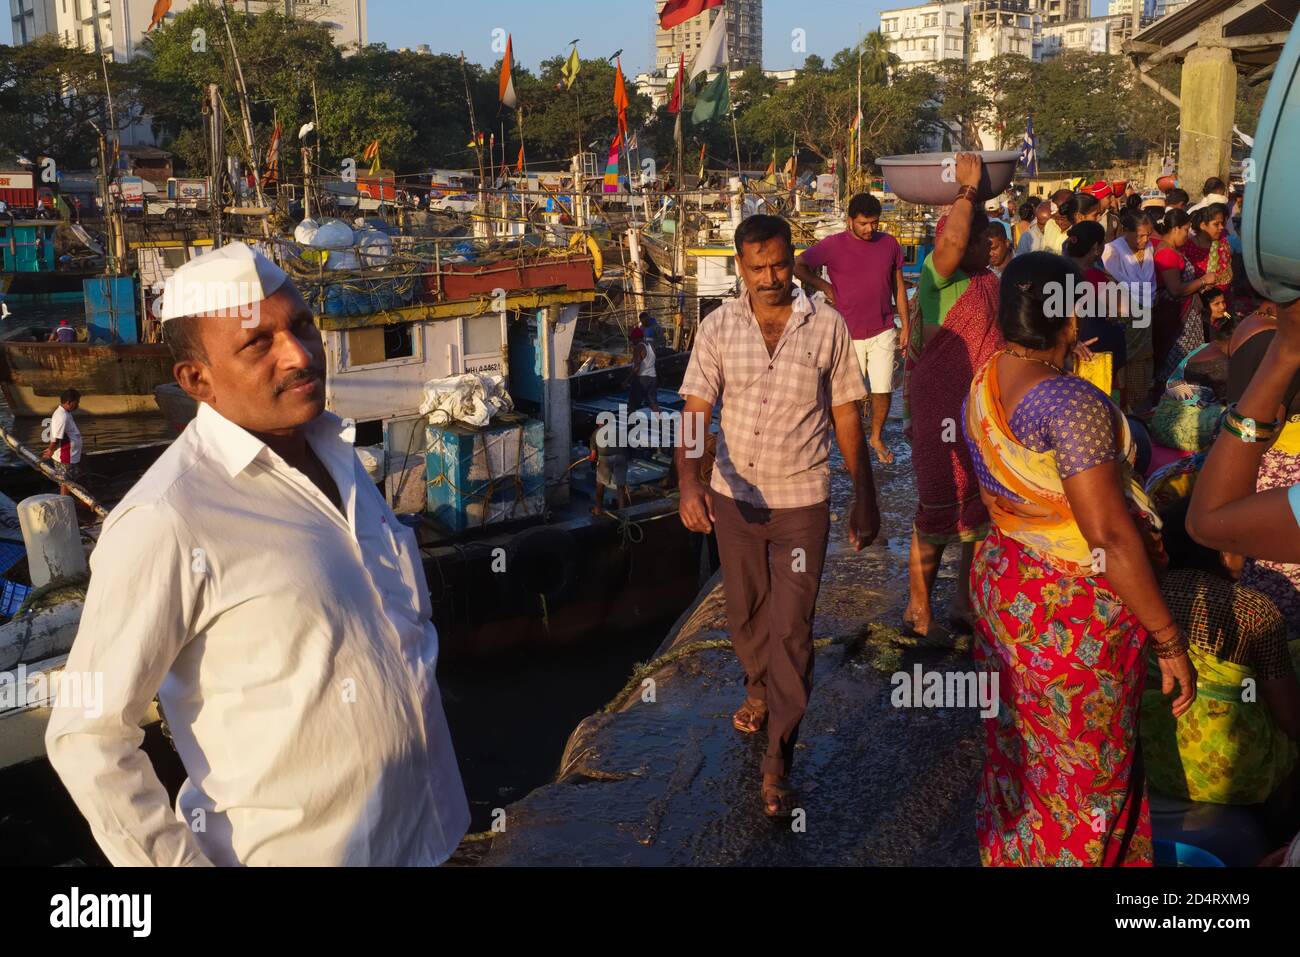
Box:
[1242,24,1300,303]
[1154,839,1225,868]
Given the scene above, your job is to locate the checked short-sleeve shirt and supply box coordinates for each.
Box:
[680,289,867,508]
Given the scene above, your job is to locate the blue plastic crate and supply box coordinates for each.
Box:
[426,417,545,533]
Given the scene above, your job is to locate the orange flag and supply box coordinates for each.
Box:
[147,0,171,32]
[613,58,629,139]
[499,35,518,109]
[515,145,525,173]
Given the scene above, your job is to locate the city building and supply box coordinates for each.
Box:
[1035,14,1113,59]
[653,0,762,74]
[634,65,798,111]
[1033,0,1085,24]
[878,0,969,68]
[17,0,367,62]
[969,0,1034,62]
[9,0,57,44]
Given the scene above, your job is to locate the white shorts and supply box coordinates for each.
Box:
[852,328,898,395]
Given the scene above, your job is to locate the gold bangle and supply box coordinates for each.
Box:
[1152,631,1190,660]
[1148,621,1179,642]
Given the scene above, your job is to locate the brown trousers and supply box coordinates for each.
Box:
[711,489,830,777]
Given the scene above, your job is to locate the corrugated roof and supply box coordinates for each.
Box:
[1128,0,1298,69]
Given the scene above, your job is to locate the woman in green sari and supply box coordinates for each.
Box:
[1141,500,1300,804]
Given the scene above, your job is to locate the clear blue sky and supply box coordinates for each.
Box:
[367,0,1106,73]
[5,0,1110,67]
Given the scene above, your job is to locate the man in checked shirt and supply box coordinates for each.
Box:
[676,214,882,817]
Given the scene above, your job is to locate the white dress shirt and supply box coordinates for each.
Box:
[46,402,469,866]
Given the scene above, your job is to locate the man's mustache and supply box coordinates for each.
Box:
[274,368,324,396]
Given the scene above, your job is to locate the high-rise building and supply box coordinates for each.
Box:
[654,0,762,74]
[1031,0,1085,24]
[969,0,1034,62]
[19,0,367,63]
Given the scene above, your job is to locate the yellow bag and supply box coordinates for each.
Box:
[1074,351,1113,397]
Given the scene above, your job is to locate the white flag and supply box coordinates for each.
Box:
[689,10,728,80]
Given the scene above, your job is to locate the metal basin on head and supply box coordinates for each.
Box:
[875,150,1021,206]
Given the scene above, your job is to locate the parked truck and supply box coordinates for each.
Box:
[145,177,211,221]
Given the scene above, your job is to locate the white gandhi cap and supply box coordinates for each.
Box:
[159,242,290,323]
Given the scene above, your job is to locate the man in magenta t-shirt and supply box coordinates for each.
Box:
[795,193,909,463]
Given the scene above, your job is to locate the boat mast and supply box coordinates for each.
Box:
[208,83,225,249]
[218,2,271,238]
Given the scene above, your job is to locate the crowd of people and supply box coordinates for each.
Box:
[900,156,1298,866]
[678,152,1300,864]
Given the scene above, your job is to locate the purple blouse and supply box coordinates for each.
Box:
[965,375,1120,504]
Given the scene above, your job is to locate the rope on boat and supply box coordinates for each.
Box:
[0,423,110,519]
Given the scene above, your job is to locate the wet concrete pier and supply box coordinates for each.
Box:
[480,416,987,865]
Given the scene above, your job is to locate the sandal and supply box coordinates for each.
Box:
[732,698,767,734]
[762,778,798,818]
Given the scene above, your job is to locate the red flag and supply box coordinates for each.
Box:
[261,122,282,186]
[659,0,725,30]
[613,58,629,140]
[668,53,685,115]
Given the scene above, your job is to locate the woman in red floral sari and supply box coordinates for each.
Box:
[904,153,999,644]
[962,251,1197,866]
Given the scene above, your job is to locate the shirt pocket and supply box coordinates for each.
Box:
[780,349,825,406]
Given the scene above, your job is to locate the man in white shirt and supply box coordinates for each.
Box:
[1188,176,1229,214]
[1014,202,1051,257]
[41,388,82,497]
[45,243,470,866]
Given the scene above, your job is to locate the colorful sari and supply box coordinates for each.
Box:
[908,269,1002,544]
[964,355,1163,866]
[1182,236,1232,300]
[1141,571,1300,805]
[1153,245,1206,388]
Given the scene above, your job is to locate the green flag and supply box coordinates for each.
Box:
[692,69,729,125]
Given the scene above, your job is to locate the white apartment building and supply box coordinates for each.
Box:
[969,0,1033,63]
[878,1,969,68]
[634,65,798,111]
[22,0,367,62]
[1036,15,1113,59]
[654,0,762,74]
[10,0,56,43]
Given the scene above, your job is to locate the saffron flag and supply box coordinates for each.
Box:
[363,138,380,176]
[698,143,707,179]
[848,110,862,167]
[668,53,685,115]
[147,0,171,32]
[516,145,525,173]
[659,0,724,30]
[499,34,518,108]
[261,121,282,186]
[614,58,629,139]
[561,45,581,90]
[603,133,622,193]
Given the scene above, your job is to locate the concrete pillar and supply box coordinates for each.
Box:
[1178,47,1236,198]
[17,495,87,589]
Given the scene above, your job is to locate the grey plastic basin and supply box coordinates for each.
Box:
[875,150,1021,206]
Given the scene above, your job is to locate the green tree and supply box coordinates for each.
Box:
[0,37,140,167]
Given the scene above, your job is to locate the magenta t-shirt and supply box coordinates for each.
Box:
[800,230,903,339]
